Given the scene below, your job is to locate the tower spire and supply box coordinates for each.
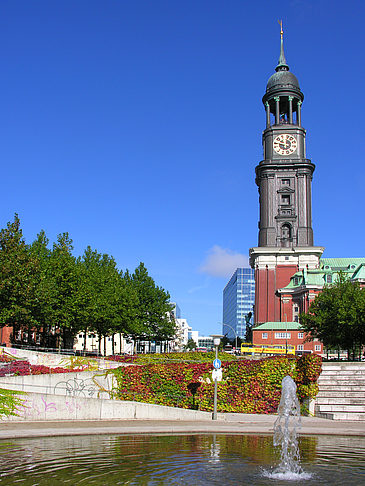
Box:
[276,20,289,72]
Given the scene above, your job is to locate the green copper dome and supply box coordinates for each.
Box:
[266,70,300,91]
[263,27,303,99]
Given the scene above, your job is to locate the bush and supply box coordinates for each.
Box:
[0,360,85,376]
[111,354,322,414]
[107,352,238,364]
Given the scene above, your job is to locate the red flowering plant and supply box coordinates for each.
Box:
[0,359,85,377]
[106,352,237,365]
[111,354,322,414]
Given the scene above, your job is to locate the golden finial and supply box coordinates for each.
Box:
[278,19,284,39]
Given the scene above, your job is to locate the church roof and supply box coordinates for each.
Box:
[320,257,365,270]
[264,24,303,99]
[281,257,365,291]
[266,70,300,91]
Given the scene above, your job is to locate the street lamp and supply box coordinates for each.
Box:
[211,334,223,420]
[284,313,288,355]
[221,322,238,352]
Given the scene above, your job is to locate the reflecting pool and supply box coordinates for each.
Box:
[0,434,364,485]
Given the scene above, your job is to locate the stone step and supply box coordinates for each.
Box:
[318,385,365,396]
[316,397,365,405]
[316,390,365,398]
[315,364,365,420]
[318,378,365,386]
[315,411,365,421]
[321,364,365,371]
[321,369,365,376]
[316,404,365,413]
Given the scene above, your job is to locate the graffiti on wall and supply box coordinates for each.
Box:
[54,378,96,398]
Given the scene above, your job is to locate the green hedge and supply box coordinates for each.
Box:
[111,354,322,414]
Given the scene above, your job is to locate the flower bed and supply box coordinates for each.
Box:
[0,360,85,377]
[106,351,238,364]
[111,354,322,414]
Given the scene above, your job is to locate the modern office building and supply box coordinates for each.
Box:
[223,268,255,341]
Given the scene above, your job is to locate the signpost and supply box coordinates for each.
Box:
[211,334,223,420]
[213,358,221,369]
[212,368,222,382]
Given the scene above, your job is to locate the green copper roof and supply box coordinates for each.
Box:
[276,25,289,72]
[253,322,302,331]
[281,256,365,291]
[352,264,365,280]
[320,258,365,270]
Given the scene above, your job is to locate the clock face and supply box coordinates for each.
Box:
[273,134,297,155]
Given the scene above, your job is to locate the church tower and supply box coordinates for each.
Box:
[250,25,324,324]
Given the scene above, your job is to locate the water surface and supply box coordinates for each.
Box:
[0,434,364,485]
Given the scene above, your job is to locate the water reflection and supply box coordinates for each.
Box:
[0,434,364,485]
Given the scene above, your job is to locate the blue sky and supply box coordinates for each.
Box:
[1,1,364,337]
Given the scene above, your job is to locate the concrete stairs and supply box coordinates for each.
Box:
[315,362,365,420]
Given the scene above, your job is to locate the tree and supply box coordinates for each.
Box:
[48,233,80,348]
[244,312,253,343]
[129,262,175,350]
[29,230,56,347]
[78,247,129,355]
[300,273,365,359]
[184,338,197,351]
[0,215,39,343]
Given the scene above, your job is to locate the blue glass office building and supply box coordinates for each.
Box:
[223,268,255,341]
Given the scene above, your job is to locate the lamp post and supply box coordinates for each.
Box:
[284,313,288,355]
[211,334,223,420]
[221,323,238,352]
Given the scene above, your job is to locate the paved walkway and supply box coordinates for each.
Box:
[1,414,365,439]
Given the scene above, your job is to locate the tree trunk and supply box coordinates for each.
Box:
[83,327,88,352]
[112,333,115,355]
[62,328,75,350]
[103,335,106,356]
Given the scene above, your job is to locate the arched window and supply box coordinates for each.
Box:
[281,223,292,247]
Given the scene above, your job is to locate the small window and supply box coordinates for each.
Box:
[297,344,304,351]
[326,274,332,283]
[282,179,290,186]
[298,332,304,339]
[315,344,321,351]
[275,332,291,339]
[281,195,290,205]
[262,332,268,339]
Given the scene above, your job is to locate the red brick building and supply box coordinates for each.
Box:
[252,321,322,355]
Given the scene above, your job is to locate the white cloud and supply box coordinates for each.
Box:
[199,245,249,278]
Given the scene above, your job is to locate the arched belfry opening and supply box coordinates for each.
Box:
[281,223,292,247]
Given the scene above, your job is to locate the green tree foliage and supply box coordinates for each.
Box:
[78,247,136,354]
[29,230,57,346]
[0,214,38,338]
[184,338,197,351]
[300,273,365,358]
[0,388,25,418]
[0,217,176,350]
[129,262,175,343]
[47,233,80,348]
